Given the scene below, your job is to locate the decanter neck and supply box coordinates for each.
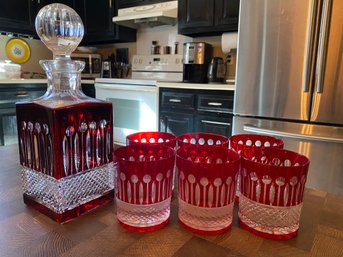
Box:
[40,59,85,92]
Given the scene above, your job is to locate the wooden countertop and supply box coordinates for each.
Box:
[1,144,342,257]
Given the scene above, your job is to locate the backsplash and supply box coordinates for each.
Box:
[96,26,227,63]
[0,35,52,76]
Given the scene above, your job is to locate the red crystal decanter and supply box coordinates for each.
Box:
[16,4,114,223]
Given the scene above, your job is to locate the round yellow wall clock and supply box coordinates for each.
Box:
[5,38,31,64]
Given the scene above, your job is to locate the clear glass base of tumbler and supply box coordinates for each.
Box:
[238,194,302,240]
[178,198,234,235]
[116,197,171,232]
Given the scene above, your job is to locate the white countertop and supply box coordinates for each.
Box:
[157,82,235,91]
[0,78,234,90]
[0,79,47,84]
[0,79,95,84]
[95,78,235,91]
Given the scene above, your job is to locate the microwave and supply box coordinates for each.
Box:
[71,53,101,78]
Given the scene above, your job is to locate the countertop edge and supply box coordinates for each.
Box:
[0,79,95,84]
[157,82,235,91]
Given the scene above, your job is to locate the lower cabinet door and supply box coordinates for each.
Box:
[195,115,233,137]
[160,112,194,136]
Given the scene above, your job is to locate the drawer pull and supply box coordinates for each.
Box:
[201,120,231,126]
[169,98,181,103]
[16,94,29,98]
[208,102,222,106]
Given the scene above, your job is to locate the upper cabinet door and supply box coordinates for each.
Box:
[119,0,170,9]
[78,0,136,44]
[178,0,239,37]
[178,0,214,29]
[118,0,144,8]
[0,0,34,34]
[214,0,239,28]
[83,0,115,37]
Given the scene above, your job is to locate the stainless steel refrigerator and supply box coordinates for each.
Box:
[233,0,343,195]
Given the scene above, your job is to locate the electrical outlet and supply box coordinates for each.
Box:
[227,54,233,65]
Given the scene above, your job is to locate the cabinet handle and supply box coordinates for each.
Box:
[169,98,181,103]
[201,120,231,126]
[16,91,29,97]
[208,102,223,106]
[109,0,112,8]
[37,0,40,4]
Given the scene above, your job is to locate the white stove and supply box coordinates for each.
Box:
[131,54,183,82]
[95,55,183,145]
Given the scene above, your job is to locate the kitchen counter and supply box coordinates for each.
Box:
[1,144,342,256]
[95,78,235,91]
[0,79,95,84]
[0,79,47,84]
[157,82,235,91]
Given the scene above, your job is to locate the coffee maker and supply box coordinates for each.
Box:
[183,42,213,83]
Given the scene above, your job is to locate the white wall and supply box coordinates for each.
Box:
[0,35,52,75]
[96,25,226,62]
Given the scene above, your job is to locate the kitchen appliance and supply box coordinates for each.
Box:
[101,60,112,78]
[71,52,101,78]
[207,57,226,84]
[183,42,213,83]
[234,0,343,195]
[132,54,183,81]
[113,1,178,29]
[95,54,183,146]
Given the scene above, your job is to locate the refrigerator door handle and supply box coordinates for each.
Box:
[303,0,319,93]
[315,0,333,93]
[243,124,343,144]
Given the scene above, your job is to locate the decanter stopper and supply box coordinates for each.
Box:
[35,3,84,58]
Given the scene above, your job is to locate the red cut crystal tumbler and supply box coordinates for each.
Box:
[177,132,229,148]
[113,144,175,232]
[230,134,284,200]
[238,148,310,240]
[176,144,240,234]
[229,134,284,158]
[126,131,176,149]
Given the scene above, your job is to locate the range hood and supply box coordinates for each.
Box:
[113,1,178,29]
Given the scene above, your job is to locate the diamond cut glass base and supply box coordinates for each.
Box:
[238,194,302,240]
[178,198,234,234]
[116,197,171,232]
[21,162,115,223]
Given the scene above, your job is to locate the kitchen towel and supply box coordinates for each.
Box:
[221,32,238,53]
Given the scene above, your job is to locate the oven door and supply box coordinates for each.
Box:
[95,83,158,146]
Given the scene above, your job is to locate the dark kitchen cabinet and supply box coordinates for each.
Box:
[196,115,232,136]
[0,0,136,44]
[0,0,35,35]
[119,0,170,9]
[0,0,76,36]
[160,112,194,136]
[159,88,234,137]
[178,0,240,37]
[159,89,195,136]
[76,0,136,45]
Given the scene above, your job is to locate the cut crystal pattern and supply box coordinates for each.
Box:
[238,194,302,236]
[116,197,171,228]
[178,198,234,232]
[22,162,115,214]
